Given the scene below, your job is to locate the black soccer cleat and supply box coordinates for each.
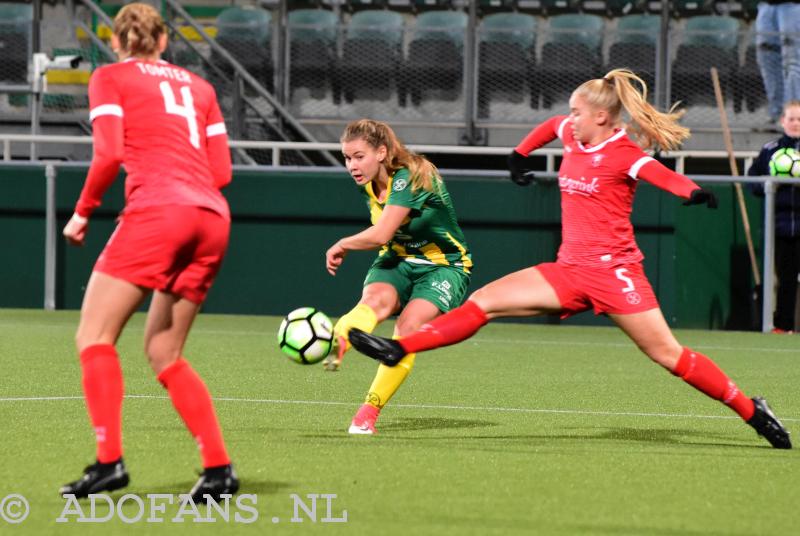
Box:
[747,397,792,449]
[348,328,407,366]
[60,459,130,498]
[190,464,240,503]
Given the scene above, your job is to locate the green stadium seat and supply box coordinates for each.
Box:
[339,10,405,103]
[0,2,32,83]
[212,6,273,92]
[606,14,660,90]
[670,15,741,108]
[476,12,537,116]
[537,14,604,108]
[401,10,467,106]
[287,9,340,102]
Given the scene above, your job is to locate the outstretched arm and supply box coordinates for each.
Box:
[326,205,411,276]
[635,158,716,207]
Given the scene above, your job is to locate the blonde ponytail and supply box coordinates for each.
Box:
[574,68,690,151]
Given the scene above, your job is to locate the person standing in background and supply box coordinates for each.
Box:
[755,0,800,124]
[748,100,800,333]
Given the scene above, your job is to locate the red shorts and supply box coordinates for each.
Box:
[95,206,230,304]
[536,261,659,318]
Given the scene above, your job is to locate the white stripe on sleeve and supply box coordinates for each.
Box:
[556,117,570,140]
[628,156,655,180]
[89,104,123,121]
[206,122,227,137]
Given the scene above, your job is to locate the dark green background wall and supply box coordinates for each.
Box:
[0,164,760,329]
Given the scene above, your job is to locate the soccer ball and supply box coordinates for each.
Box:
[277,307,334,365]
[768,147,800,177]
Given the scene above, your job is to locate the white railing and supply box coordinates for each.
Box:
[0,135,789,332]
[0,134,759,174]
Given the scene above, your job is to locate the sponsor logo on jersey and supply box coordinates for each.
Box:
[559,176,600,196]
[393,178,408,191]
[592,154,605,167]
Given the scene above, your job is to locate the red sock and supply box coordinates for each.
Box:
[80,344,124,463]
[158,358,230,468]
[400,300,489,354]
[672,347,755,421]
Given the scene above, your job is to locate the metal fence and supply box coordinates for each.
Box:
[0,3,797,143]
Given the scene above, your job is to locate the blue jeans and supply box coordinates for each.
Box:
[756,2,800,119]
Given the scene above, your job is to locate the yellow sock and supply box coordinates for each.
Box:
[365,353,416,409]
[334,303,378,350]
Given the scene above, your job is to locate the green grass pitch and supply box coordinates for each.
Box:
[0,309,797,535]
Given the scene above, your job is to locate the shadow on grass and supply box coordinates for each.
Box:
[447,426,780,453]
[139,479,293,496]
[379,416,498,432]
[300,416,498,438]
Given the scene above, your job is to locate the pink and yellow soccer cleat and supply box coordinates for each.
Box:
[348,403,380,435]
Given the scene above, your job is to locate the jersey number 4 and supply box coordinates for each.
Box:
[159,81,199,149]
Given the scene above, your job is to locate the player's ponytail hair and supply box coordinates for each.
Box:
[341,119,441,192]
[574,68,690,151]
[113,2,166,58]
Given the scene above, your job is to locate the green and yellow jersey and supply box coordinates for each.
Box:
[361,168,472,273]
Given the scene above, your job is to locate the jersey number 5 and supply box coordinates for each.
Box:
[159,81,199,149]
[615,268,635,293]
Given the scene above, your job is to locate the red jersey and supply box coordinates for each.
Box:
[77,59,231,219]
[516,116,699,268]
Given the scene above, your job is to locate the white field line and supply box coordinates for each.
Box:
[1,394,798,423]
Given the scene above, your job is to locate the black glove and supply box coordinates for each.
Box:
[507,150,537,186]
[683,188,718,209]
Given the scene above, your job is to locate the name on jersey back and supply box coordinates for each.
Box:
[135,62,192,84]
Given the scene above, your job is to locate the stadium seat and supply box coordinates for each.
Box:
[475,12,537,117]
[732,32,765,114]
[338,10,405,103]
[670,15,740,109]
[0,2,32,83]
[287,9,340,103]
[211,6,273,92]
[605,14,659,91]
[536,14,604,109]
[400,10,467,107]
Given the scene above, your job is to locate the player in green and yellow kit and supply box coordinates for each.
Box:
[326,118,472,434]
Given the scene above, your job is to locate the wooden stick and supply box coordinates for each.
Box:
[710,67,761,287]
